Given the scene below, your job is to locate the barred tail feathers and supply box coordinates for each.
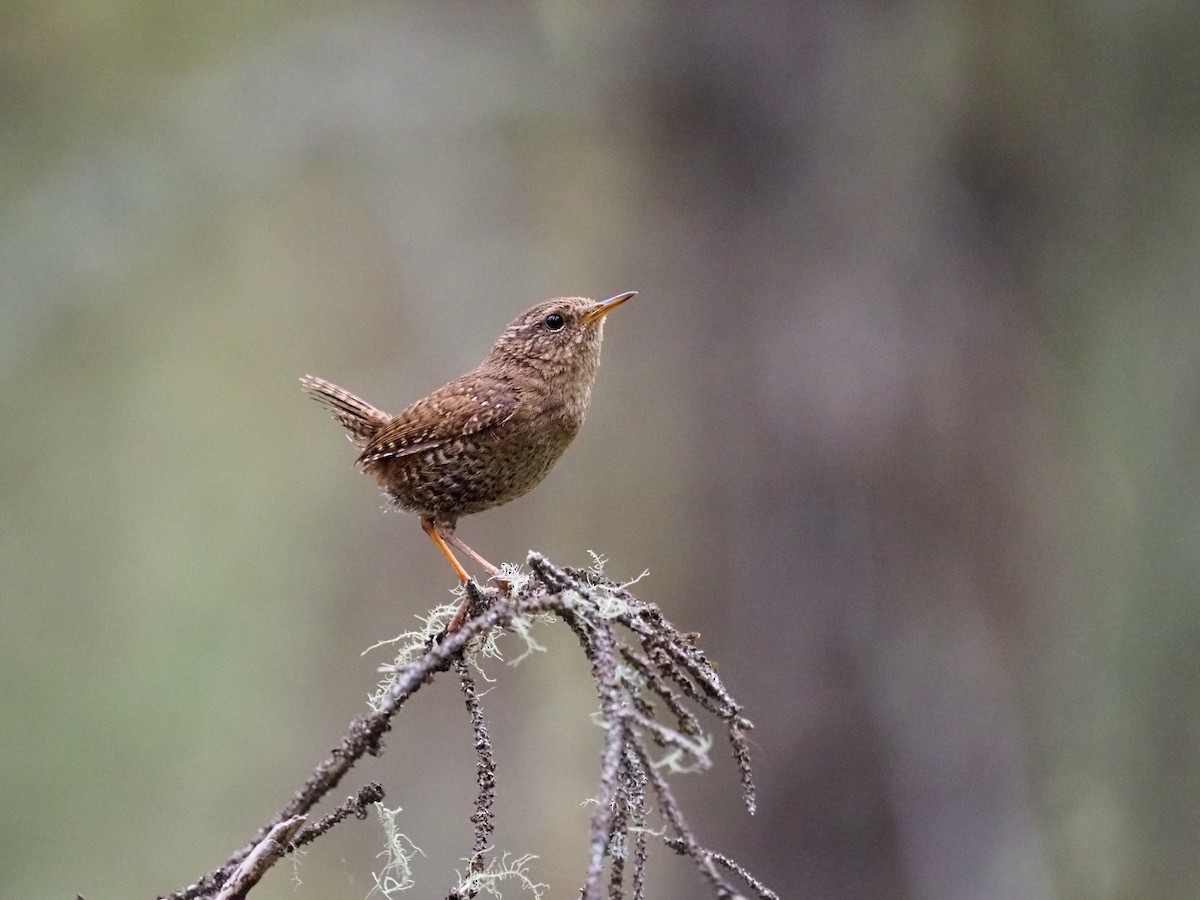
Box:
[300,374,389,448]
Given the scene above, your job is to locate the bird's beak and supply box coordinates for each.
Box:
[581,291,638,326]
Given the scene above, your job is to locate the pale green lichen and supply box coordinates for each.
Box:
[453,852,547,899]
[503,612,553,666]
[497,561,532,594]
[581,552,650,618]
[587,550,609,574]
[363,603,458,712]
[364,563,562,708]
[615,662,646,692]
[651,732,714,775]
[368,803,424,898]
[289,844,307,888]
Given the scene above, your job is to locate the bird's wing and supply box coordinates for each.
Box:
[358,374,521,465]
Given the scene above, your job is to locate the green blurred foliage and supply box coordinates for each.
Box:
[3,2,1200,899]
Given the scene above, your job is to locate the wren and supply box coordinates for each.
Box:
[302,291,637,605]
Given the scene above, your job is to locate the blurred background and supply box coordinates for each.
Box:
[3,2,1200,898]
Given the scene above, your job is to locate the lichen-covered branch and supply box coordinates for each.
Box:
[156,557,773,900]
[524,554,770,899]
[455,656,497,883]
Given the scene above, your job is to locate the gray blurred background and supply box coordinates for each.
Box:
[3,2,1199,898]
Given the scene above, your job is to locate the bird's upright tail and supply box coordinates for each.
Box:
[300,374,390,449]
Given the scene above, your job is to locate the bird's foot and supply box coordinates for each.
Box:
[444,596,471,636]
[442,578,500,636]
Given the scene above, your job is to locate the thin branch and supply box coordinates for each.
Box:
[623,747,649,900]
[291,783,386,851]
[707,849,781,900]
[578,618,628,897]
[212,816,306,900]
[455,656,497,881]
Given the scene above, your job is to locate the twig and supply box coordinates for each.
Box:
[632,739,739,898]
[291,783,385,850]
[213,816,306,900]
[455,656,497,882]
[578,617,627,897]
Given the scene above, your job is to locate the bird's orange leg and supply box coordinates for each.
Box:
[446,533,512,596]
[421,517,471,583]
[444,533,502,579]
[422,518,509,634]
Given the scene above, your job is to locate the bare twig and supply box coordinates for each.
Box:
[632,739,740,898]
[213,815,306,900]
[707,849,781,900]
[291,783,385,851]
[580,620,628,897]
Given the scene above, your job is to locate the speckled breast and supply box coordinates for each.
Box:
[369,416,582,519]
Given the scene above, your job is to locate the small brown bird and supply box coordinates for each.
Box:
[301,291,637,603]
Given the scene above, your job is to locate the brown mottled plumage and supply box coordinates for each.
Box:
[301,292,636,606]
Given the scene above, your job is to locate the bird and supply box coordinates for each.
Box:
[301,291,637,624]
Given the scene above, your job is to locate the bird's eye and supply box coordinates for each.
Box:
[544,313,566,331]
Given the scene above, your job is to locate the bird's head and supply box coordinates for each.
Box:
[487,291,637,382]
